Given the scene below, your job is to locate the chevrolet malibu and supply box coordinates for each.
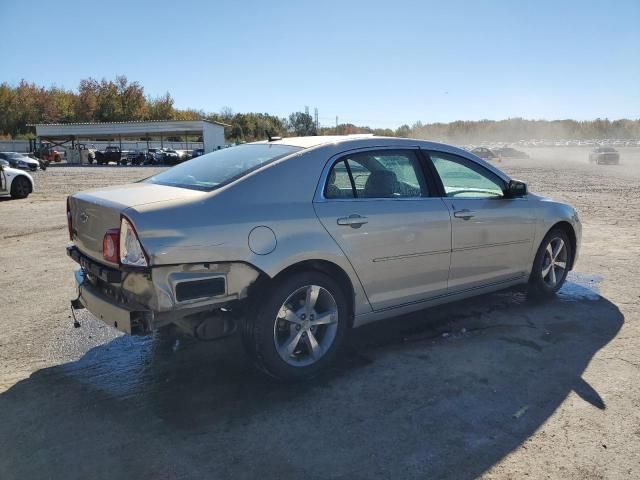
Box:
[67,136,581,380]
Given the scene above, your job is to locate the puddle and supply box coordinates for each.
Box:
[557,272,602,301]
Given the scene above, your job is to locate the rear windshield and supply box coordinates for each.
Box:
[146,144,301,191]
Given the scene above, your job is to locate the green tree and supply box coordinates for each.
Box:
[288,111,316,136]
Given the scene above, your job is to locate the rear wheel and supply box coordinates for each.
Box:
[242,271,349,381]
[10,176,31,199]
[528,228,572,297]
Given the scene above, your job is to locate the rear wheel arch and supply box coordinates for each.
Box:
[256,259,356,327]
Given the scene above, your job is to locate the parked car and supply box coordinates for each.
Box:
[161,149,182,165]
[174,150,192,161]
[191,148,205,158]
[470,147,498,160]
[126,150,153,166]
[67,136,581,380]
[95,146,125,165]
[494,147,529,159]
[0,152,40,172]
[0,160,34,199]
[589,146,620,165]
[143,148,162,164]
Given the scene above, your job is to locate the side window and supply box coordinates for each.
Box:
[429,152,505,199]
[325,160,355,199]
[324,150,426,200]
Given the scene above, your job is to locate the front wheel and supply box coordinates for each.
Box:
[10,176,31,199]
[242,272,349,381]
[528,229,572,297]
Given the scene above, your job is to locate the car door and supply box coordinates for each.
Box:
[314,148,452,311]
[426,150,535,291]
[0,167,7,194]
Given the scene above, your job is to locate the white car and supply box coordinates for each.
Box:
[0,160,34,199]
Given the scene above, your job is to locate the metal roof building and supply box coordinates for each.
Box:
[31,120,227,153]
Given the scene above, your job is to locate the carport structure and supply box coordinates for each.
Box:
[30,119,227,154]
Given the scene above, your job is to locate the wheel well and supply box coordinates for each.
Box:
[549,221,577,270]
[271,260,356,326]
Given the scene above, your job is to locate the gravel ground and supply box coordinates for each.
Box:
[0,148,639,479]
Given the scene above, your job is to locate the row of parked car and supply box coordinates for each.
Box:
[0,154,36,199]
[469,146,530,160]
[87,147,205,166]
[469,145,621,165]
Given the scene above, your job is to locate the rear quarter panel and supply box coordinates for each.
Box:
[127,149,373,315]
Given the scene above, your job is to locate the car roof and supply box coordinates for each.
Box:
[253,135,459,152]
[251,135,511,182]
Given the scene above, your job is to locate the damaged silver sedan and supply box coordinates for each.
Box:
[67,135,581,380]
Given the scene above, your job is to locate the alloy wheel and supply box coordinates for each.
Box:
[541,237,568,287]
[273,285,339,367]
[14,179,28,197]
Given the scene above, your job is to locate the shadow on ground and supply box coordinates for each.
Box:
[0,274,623,479]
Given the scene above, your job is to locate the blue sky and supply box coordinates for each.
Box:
[1,0,638,128]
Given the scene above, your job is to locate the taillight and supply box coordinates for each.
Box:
[119,216,148,267]
[102,229,120,263]
[66,197,73,240]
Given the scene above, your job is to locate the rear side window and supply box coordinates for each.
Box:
[325,150,427,199]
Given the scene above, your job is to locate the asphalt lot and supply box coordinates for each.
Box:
[1,148,639,479]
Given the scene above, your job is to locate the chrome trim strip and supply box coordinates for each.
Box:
[372,249,450,263]
[452,239,530,252]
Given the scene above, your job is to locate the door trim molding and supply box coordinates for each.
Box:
[452,238,531,253]
[372,249,450,263]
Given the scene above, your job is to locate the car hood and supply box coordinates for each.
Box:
[3,166,34,180]
[13,156,39,165]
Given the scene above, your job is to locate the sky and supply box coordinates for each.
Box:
[1,0,639,128]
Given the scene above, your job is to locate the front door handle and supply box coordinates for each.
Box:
[453,209,475,220]
[337,214,368,228]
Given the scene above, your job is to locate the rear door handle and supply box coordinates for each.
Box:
[337,214,368,228]
[453,209,475,220]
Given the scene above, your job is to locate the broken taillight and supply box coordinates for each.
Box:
[102,229,120,263]
[119,216,148,267]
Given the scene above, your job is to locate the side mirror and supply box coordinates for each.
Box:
[505,179,527,197]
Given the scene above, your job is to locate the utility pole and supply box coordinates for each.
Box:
[314,108,319,131]
[336,116,339,134]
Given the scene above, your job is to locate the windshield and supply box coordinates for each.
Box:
[146,144,301,191]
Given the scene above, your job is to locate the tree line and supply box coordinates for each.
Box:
[1,76,639,143]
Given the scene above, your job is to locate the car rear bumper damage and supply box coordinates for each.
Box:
[73,269,152,334]
[68,246,260,338]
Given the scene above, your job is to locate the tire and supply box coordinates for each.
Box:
[528,228,572,297]
[242,271,349,381]
[10,176,31,199]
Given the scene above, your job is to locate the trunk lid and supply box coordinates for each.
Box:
[69,182,205,265]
